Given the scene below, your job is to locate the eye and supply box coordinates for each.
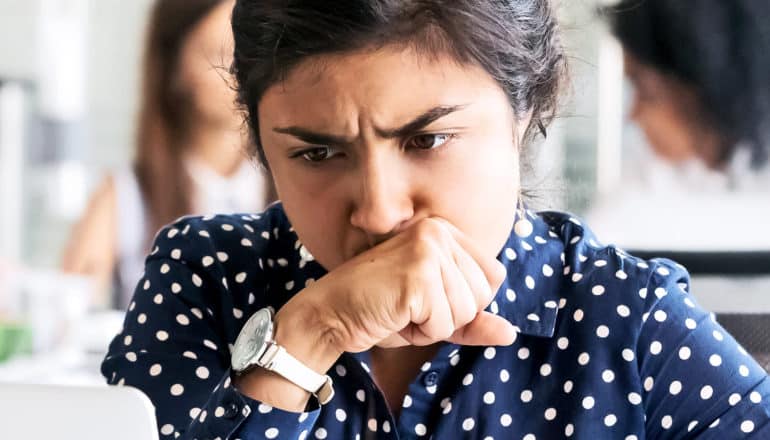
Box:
[292,146,343,162]
[405,134,453,151]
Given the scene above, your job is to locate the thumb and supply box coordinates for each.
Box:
[446,312,518,346]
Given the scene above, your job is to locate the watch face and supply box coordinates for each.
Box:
[232,308,273,371]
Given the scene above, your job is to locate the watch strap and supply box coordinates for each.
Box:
[259,342,335,405]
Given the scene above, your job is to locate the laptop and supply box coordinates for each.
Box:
[0,383,159,440]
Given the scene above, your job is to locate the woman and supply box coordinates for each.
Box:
[61,0,269,309]
[607,0,770,177]
[103,1,770,438]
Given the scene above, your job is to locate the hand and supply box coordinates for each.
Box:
[280,217,516,355]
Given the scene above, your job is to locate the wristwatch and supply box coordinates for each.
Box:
[231,307,334,405]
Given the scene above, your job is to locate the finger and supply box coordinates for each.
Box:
[446,312,518,346]
[431,219,507,295]
[405,257,455,346]
[375,333,411,348]
[446,237,496,313]
[438,246,479,328]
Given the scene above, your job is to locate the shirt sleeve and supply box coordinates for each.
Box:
[101,217,321,439]
[637,260,770,438]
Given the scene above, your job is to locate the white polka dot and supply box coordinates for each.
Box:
[739,365,750,377]
[602,369,615,383]
[685,318,697,329]
[592,285,605,296]
[628,392,642,405]
[650,341,662,355]
[563,380,573,394]
[315,428,327,439]
[189,408,200,419]
[525,276,535,289]
[596,325,610,338]
[356,389,365,402]
[518,347,530,360]
[521,389,533,402]
[638,288,648,299]
[123,335,133,345]
[544,407,557,420]
[183,351,197,359]
[712,330,724,341]
[654,310,667,322]
[644,376,654,392]
[137,313,147,324]
[750,391,762,403]
[203,339,218,350]
[415,423,427,436]
[160,424,174,435]
[557,337,569,350]
[657,266,670,276]
[499,369,510,382]
[462,418,475,431]
[483,392,495,404]
[160,263,170,274]
[170,384,184,396]
[709,354,722,366]
[729,393,742,406]
[171,283,182,294]
[540,364,552,376]
[382,421,391,433]
[504,247,517,260]
[192,274,202,287]
[335,409,347,422]
[367,418,377,431]
[578,352,590,365]
[572,273,583,282]
[143,280,150,290]
[484,347,496,359]
[741,420,755,433]
[669,381,682,395]
[241,238,253,247]
[149,364,162,376]
[234,272,247,283]
[709,418,720,428]
[688,421,699,432]
[258,403,273,413]
[500,414,512,427]
[506,288,517,302]
[679,346,691,360]
[605,414,617,427]
[195,366,209,379]
[582,396,595,409]
[616,305,631,317]
[156,331,169,341]
[202,256,214,267]
[661,415,673,429]
[214,406,225,417]
[462,374,473,386]
[153,294,163,305]
[565,424,574,436]
[126,352,137,362]
[265,427,279,439]
[700,385,714,400]
[622,348,635,362]
[542,264,554,277]
[403,395,412,408]
[573,309,584,322]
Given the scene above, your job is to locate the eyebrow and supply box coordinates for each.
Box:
[272,104,467,146]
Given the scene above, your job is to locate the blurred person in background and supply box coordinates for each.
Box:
[61,0,270,310]
[589,0,770,249]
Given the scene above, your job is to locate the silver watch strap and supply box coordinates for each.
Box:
[259,342,335,404]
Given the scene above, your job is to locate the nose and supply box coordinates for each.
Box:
[349,151,414,242]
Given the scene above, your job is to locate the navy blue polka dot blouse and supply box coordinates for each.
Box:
[102,203,770,439]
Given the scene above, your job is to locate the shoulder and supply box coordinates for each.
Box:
[539,210,691,314]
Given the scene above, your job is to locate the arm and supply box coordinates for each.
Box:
[101,218,327,439]
[60,175,117,308]
[638,261,770,438]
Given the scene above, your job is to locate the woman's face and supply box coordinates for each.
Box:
[177,0,240,129]
[258,46,525,270]
[625,52,722,167]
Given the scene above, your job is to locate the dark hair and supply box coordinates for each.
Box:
[606,0,770,168]
[230,0,566,165]
[135,0,224,236]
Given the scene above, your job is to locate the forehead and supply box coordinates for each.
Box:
[258,46,507,128]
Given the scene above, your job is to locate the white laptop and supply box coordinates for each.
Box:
[0,383,159,440]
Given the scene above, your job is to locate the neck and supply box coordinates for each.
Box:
[185,121,247,177]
